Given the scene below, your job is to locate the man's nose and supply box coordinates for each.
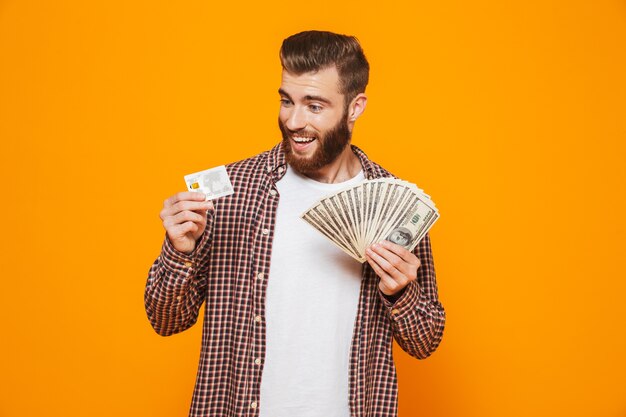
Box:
[284,106,307,131]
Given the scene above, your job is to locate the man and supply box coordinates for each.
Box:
[387,228,412,247]
[145,30,445,417]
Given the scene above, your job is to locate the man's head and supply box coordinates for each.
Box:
[280,31,369,109]
[278,30,369,175]
[388,228,412,247]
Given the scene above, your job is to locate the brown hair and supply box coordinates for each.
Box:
[279,30,369,108]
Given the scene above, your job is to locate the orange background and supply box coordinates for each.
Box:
[1,1,625,416]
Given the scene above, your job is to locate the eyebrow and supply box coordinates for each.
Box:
[278,89,333,105]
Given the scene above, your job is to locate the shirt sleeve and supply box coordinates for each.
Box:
[144,212,214,336]
[376,233,446,359]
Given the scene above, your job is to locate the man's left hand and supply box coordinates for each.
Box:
[365,240,421,297]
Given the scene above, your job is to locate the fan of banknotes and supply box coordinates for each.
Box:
[301,178,439,263]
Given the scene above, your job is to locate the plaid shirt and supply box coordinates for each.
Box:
[145,143,446,417]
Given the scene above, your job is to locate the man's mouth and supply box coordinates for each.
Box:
[292,136,316,144]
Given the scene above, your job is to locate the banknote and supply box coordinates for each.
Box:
[183,165,234,201]
[382,197,438,252]
[301,178,439,263]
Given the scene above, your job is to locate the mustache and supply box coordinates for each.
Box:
[285,129,317,139]
[288,133,317,139]
[277,118,318,139]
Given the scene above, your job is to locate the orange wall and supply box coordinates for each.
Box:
[1,1,625,416]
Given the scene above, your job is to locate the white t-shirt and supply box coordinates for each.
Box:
[259,165,365,417]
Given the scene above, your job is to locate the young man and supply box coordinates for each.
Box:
[145,30,445,417]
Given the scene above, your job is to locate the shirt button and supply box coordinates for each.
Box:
[262,228,269,235]
[391,309,400,315]
[250,401,258,409]
[184,261,193,267]
[176,296,182,301]
[269,189,278,196]
[254,315,262,323]
[254,358,262,365]
[257,273,264,280]
[278,166,284,174]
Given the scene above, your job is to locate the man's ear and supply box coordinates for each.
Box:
[348,93,367,122]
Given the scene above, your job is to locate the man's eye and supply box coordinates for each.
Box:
[280,98,292,106]
[309,104,323,112]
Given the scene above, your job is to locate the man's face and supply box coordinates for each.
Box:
[278,66,351,175]
[389,230,410,246]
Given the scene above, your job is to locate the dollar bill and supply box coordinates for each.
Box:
[300,177,439,263]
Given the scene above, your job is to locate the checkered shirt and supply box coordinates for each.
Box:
[145,143,446,417]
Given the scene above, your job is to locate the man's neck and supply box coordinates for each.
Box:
[299,145,362,184]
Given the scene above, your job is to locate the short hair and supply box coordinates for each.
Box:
[279,30,370,108]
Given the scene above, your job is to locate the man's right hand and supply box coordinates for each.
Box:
[160,192,214,255]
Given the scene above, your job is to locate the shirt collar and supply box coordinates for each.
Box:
[265,142,388,181]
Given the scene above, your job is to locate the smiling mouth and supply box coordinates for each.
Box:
[292,136,316,144]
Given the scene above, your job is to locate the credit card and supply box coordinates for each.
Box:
[183,165,234,201]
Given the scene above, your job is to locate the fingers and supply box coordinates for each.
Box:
[162,209,207,229]
[366,240,422,296]
[160,193,213,247]
[163,191,206,209]
[160,198,213,220]
[380,240,421,268]
[365,255,406,295]
[368,242,414,276]
[170,220,199,237]
[366,244,410,285]
[167,221,200,240]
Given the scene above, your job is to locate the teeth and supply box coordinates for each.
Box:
[293,136,315,143]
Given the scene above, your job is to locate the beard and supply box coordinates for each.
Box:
[279,109,352,175]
